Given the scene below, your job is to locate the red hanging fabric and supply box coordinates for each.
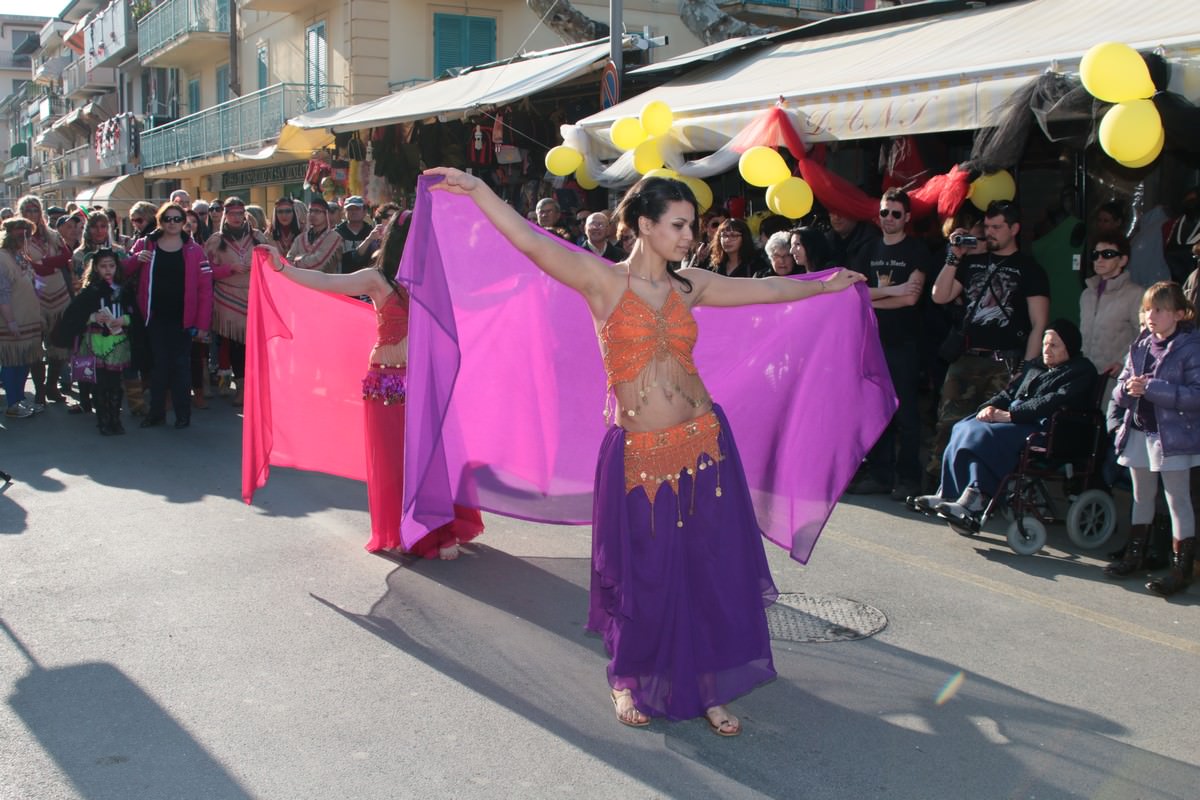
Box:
[727,105,973,223]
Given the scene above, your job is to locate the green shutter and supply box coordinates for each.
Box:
[257,45,269,90]
[215,65,229,105]
[188,79,200,114]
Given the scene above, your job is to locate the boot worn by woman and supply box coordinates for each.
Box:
[1146,537,1196,597]
[1104,524,1151,578]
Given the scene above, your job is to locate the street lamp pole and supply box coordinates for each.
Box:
[609,0,622,79]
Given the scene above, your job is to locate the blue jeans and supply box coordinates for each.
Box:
[147,318,192,422]
[1,364,29,408]
[867,338,922,484]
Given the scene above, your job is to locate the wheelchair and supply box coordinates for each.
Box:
[911,379,1117,555]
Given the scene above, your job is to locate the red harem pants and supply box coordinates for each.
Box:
[362,366,483,554]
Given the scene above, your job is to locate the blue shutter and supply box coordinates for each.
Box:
[433,14,496,77]
[467,17,496,66]
[433,14,464,77]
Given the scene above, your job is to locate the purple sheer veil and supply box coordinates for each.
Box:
[400,175,896,562]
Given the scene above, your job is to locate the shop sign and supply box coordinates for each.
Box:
[221,162,307,191]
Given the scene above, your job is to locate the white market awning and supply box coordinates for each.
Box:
[76,173,144,216]
[577,0,1200,151]
[290,40,614,134]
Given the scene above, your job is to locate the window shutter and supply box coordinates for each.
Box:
[467,17,496,66]
[433,14,465,77]
[305,22,328,108]
[257,45,269,90]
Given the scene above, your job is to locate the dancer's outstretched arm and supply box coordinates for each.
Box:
[425,167,611,304]
[681,266,866,308]
[258,245,390,302]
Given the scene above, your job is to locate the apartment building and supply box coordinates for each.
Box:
[0,0,861,212]
[0,14,49,208]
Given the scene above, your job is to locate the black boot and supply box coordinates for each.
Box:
[108,387,125,435]
[95,389,114,435]
[1104,524,1151,578]
[30,359,47,405]
[1146,537,1196,597]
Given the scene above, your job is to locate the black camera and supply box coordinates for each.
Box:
[950,233,978,247]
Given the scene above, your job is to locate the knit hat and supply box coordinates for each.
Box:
[1046,318,1082,359]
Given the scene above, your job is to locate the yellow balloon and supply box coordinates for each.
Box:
[575,164,599,190]
[610,117,647,152]
[968,170,1017,211]
[1080,41,1155,104]
[765,177,814,219]
[545,145,583,177]
[640,100,674,138]
[739,146,791,188]
[1099,99,1163,164]
[1118,127,1165,169]
[682,176,713,214]
[632,138,663,174]
[644,167,680,180]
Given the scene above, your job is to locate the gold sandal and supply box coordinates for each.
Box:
[611,689,649,728]
[705,706,741,737]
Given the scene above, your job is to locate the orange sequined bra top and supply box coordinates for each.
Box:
[598,275,721,518]
[599,278,705,408]
[376,289,408,346]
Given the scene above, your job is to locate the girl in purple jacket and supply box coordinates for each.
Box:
[1105,282,1200,597]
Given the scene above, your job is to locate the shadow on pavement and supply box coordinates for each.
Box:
[0,403,367,520]
[3,618,251,800]
[315,544,1200,800]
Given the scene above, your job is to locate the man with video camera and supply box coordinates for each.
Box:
[927,199,1051,482]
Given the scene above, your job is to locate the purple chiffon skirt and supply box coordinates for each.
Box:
[586,404,778,721]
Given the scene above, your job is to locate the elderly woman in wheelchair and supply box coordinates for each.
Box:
[913,319,1096,526]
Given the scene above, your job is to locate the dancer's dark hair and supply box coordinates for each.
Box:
[613,177,698,292]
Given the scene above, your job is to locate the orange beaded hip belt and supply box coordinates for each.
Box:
[623,410,722,500]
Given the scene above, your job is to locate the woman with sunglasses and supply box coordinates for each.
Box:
[205,197,268,408]
[128,202,159,241]
[1080,234,1143,400]
[707,219,767,279]
[123,202,213,429]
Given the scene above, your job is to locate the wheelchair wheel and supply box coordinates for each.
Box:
[1065,489,1117,550]
[1006,516,1047,555]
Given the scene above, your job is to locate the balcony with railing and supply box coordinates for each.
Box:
[62,59,118,99]
[141,82,343,171]
[138,0,229,70]
[0,51,33,71]
[42,143,118,187]
[33,55,70,85]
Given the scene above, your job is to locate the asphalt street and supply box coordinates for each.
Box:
[1,399,1197,800]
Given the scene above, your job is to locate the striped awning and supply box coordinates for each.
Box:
[576,0,1200,151]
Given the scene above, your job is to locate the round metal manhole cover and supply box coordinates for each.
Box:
[766,593,888,643]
